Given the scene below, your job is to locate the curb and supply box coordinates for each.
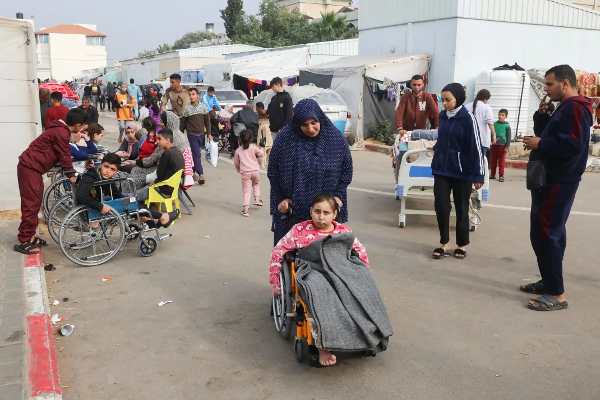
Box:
[505,160,528,169]
[23,251,62,400]
[363,143,393,155]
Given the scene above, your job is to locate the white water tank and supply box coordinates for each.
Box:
[475,70,530,137]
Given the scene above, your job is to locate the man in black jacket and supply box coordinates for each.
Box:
[106,81,116,112]
[266,77,293,141]
[78,97,99,125]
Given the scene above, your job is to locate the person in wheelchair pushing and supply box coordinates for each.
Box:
[269,193,370,367]
[76,153,178,229]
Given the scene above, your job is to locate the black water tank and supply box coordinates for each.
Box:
[16,12,23,19]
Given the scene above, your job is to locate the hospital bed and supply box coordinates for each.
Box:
[392,134,489,229]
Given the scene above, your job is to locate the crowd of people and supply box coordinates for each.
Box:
[16,63,593,365]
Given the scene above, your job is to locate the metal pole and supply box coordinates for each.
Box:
[515,73,526,140]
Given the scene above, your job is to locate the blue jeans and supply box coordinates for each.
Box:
[188,135,204,175]
[132,105,139,119]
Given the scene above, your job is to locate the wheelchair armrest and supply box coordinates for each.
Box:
[91,176,130,186]
[62,170,76,175]
[120,196,138,207]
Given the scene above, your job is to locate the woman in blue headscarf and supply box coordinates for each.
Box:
[268,99,353,245]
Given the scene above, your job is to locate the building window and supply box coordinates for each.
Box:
[87,37,105,46]
[38,35,49,44]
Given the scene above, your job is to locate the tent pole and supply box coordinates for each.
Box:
[515,73,526,140]
[358,74,365,142]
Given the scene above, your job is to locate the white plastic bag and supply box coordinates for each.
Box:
[206,139,219,167]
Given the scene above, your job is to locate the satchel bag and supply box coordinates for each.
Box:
[526,159,546,190]
[259,136,266,147]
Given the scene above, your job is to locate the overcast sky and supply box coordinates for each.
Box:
[4,0,359,62]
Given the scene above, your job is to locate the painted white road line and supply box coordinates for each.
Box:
[218,156,600,217]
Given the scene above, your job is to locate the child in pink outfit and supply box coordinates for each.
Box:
[234,129,264,217]
[269,193,369,295]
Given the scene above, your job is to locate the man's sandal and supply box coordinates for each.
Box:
[520,280,544,294]
[32,237,49,247]
[13,242,41,255]
[528,294,568,311]
[499,176,505,182]
[432,248,451,259]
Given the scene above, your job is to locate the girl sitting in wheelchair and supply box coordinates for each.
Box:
[76,152,178,228]
[269,193,370,366]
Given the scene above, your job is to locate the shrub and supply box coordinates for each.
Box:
[368,119,394,146]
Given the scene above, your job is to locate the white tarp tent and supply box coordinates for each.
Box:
[203,47,310,89]
[0,17,39,210]
[299,53,430,141]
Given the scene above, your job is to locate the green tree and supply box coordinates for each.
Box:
[220,0,245,40]
[156,43,172,54]
[172,31,216,50]
[312,12,357,42]
[235,0,313,47]
[137,49,156,57]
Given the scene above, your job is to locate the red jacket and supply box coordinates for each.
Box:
[45,105,69,129]
[394,92,439,131]
[19,120,74,174]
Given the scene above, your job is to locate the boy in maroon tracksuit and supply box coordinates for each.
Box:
[14,108,88,254]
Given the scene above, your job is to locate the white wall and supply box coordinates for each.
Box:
[359,19,458,95]
[48,33,106,81]
[455,18,600,100]
[0,18,39,210]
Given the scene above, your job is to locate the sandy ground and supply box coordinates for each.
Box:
[39,111,600,400]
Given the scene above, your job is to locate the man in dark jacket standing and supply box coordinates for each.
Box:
[39,88,51,129]
[522,64,593,312]
[231,99,259,140]
[14,108,88,254]
[267,77,293,141]
[106,81,116,112]
[78,97,99,125]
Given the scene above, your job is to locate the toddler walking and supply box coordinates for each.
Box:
[234,129,264,217]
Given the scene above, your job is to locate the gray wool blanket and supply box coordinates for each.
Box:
[295,233,393,353]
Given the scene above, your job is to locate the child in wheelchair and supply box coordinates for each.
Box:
[269,193,370,366]
[76,153,178,229]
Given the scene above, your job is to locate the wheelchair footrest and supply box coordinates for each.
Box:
[159,233,172,241]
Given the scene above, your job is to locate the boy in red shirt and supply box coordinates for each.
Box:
[14,108,88,254]
[45,91,69,128]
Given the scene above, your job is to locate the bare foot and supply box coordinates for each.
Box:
[317,349,337,367]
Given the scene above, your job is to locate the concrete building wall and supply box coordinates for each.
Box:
[359,19,458,95]
[44,33,106,81]
[279,0,351,18]
[454,18,600,100]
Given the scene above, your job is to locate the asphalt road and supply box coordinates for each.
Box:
[42,111,600,400]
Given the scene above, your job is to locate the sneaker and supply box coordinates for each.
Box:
[490,175,496,180]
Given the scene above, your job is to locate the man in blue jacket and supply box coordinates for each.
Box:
[522,64,593,311]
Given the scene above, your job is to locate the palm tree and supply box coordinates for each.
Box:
[313,12,357,42]
[156,43,172,54]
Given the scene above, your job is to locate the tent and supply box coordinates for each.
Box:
[203,47,310,90]
[39,82,79,101]
[175,69,204,84]
[0,17,39,210]
[299,53,430,141]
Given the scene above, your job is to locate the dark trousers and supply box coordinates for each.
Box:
[229,132,240,154]
[434,175,472,246]
[17,163,44,243]
[530,183,578,295]
[188,135,204,175]
[99,96,105,111]
[107,97,113,111]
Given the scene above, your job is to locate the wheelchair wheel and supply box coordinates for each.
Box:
[273,261,293,339]
[294,339,305,363]
[59,205,126,266]
[43,178,71,218]
[47,195,75,244]
[138,236,158,257]
[126,223,141,242]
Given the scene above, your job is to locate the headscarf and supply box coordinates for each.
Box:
[165,111,190,150]
[118,84,133,104]
[124,122,138,154]
[267,99,353,234]
[442,83,466,117]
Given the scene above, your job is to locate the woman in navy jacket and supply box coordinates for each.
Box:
[431,83,485,259]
